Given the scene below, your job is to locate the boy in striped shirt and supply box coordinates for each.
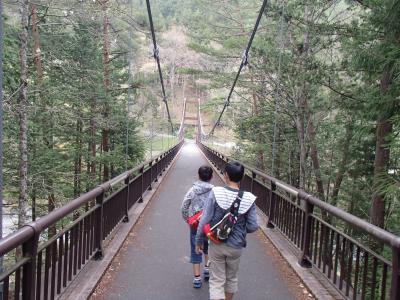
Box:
[195,161,259,300]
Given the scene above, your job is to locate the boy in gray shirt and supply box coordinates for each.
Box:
[181,166,213,288]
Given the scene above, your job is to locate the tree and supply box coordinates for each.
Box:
[17,0,29,229]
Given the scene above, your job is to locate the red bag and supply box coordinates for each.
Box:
[187,210,203,230]
[202,224,220,244]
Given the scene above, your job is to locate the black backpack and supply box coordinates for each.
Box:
[210,190,244,242]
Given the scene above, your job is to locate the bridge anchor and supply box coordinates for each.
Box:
[298,256,312,268]
[93,249,104,260]
[266,221,275,229]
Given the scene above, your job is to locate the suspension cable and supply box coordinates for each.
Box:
[145,0,174,134]
[209,0,269,136]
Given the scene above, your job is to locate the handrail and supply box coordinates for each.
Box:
[198,141,400,300]
[0,142,182,256]
[0,141,183,299]
[0,226,33,257]
[199,142,400,248]
[301,191,400,248]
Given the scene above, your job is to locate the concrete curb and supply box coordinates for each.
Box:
[59,146,184,300]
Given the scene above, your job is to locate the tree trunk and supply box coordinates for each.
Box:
[330,123,354,207]
[182,75,186,101]
[74,119,83,198]
[48,191,56,238]
[30,4,43,222]
[275,129,281,178]
[295,95,307,190]
[371,68,393,230]
[17,0,29,229]
[31,190,36,221]
[30,136,37,221]
[294,0,310,190]
[249,65,265,170]
[43,123,56,235]
[102,0,110,182]
[308,117,325,200]
[31,4,43,84]
[90,97,97,186]
[170,62,175,101]
[33,4,57,236]
[110,132,115,177]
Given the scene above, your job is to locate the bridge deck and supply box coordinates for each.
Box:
[92,142,297,300]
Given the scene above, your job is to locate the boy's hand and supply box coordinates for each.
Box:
[195,244,203,254]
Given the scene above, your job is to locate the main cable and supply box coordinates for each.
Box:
[145,0,174,134]
[209,0,269,136]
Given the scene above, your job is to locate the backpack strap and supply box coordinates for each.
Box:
[230,190,244,218]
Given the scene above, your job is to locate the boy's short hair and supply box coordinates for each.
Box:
[225,161,244,183]
[198,165,213,182]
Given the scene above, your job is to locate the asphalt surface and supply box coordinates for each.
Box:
[101,142,295,300]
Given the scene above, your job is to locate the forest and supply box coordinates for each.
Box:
[1,0,399,251]
[178,0,400,240]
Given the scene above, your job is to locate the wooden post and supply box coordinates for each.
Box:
[299,199,314,268]
[267,182,276,228]
[391,246,400,300]
[123,176,130,222]
[22,230,38,299]
[148,162,153,191]
[139,166,144,203]
[93,192,104,259]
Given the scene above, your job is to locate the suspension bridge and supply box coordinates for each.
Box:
[0,0,399,299]
[0,97,399,299]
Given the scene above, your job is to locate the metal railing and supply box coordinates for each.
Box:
[198,142,400,300]
[0,141,183,299]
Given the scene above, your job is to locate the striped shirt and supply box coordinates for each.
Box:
[212,186,256,215]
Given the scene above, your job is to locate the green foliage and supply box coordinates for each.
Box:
[3,1,147,223]
[167,0,400,238]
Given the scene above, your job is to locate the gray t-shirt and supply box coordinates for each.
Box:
[181,181,214,221]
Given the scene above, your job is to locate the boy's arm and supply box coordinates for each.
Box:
[195,191,215,246]
[246,203,259,233]
[181,188,193,221]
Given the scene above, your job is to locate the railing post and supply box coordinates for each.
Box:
[139,166,144,203]
[94,192,104,259]
[154,158,158,182]
[123,176,130,223]
[148,162,153,191]
[22,230,38,300]
[391,246,400,300]
[251,171,256,193]
[299,198,313,268]
[267,181,276,229]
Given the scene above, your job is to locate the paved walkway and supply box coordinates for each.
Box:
[96,142,295,300]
